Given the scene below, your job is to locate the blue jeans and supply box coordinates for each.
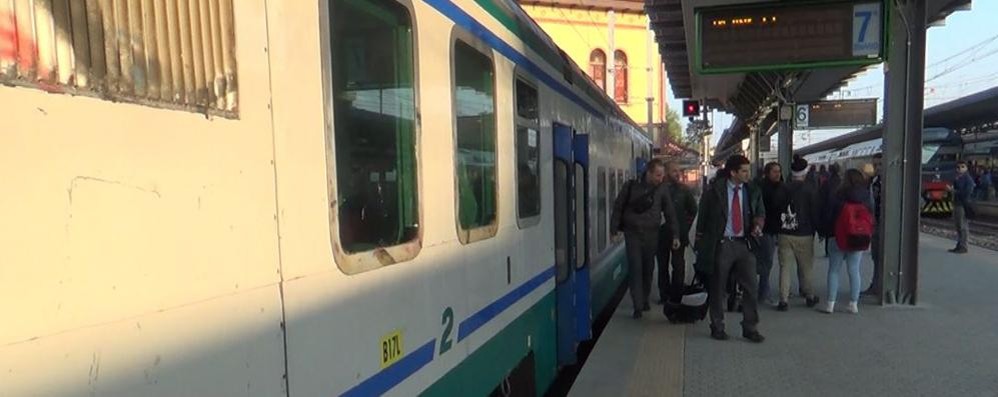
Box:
[754,233,777,301]
[827,242,863,304]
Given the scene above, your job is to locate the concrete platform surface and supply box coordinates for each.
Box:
[569,234,998,397]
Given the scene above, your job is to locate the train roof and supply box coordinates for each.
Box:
[796,86,998,156]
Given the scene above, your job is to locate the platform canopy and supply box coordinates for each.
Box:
[643,0,973,159]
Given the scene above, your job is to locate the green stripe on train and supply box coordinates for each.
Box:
[421,292,558,396]
[591,248,629,319]
[421,248,628,396]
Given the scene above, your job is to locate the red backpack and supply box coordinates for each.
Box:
[835,202,874,251]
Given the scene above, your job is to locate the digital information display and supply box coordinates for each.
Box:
[696,1,884,74]
[795,99,878,129]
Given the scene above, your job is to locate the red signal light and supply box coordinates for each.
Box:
[682,100,700,117]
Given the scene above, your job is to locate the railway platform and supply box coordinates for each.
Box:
[568,233,998,397]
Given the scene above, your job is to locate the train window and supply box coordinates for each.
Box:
[610,170,619,215]
[516,78,541,224]
[454,40,498,242]
[597,167,607,252]
[575,163,587,269]
[330,0,420,265]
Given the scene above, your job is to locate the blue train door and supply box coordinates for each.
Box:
[552,123,577,366]
[573,133,592,342]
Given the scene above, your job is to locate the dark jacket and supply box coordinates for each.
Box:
[825,187,874,238]
[694,177,765,275]
[611,178,679,237]
[818,173,843,237]
[660,180,698,244]
[779,179,821,237]
[870,174,882,220]
[757,178,786,235]
[953,173,976,207]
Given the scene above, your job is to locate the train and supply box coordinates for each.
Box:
[801,127,998,218]
[0,0,657,395]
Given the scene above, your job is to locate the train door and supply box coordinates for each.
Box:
[573,133,592,342]
[552,123,578,366]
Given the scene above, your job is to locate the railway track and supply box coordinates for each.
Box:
[921,216,998,251]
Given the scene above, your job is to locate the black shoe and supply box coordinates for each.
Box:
[710,328,729,341]
[642,303,651,312]
[806,296,820,308]
[953,247,968,254]
[743,330,766,343]
[633,310,643,319]
[777,302,789,311]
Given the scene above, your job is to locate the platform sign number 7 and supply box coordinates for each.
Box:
[853,3,882,58]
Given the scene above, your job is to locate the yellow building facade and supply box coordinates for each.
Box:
[519,0,669,142]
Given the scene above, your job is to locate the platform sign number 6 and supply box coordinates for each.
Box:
[853,3,882,58]
[795,104,809,129]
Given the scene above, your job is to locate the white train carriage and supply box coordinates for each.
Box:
[0,0,653,395]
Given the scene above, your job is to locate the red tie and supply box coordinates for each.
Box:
[732,186,743,236]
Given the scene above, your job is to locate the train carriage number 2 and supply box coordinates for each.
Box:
[440,307,454,355]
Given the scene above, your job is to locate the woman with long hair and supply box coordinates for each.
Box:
[820,168,874,314]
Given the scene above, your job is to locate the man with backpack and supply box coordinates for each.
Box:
[776,156,822,311]
[694,155,766,343]
[611,159,681,319]
[819,169,874,314]
[658,161,698,306]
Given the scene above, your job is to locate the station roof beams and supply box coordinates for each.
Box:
[644,0,973,157]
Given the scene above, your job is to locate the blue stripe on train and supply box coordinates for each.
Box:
[340,340,436,397]
[339,266,555,396]
[458,266,556,342]
[423,0,605,119]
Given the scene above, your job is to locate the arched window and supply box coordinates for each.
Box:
[614,50,628,103]
[589,49,606,91]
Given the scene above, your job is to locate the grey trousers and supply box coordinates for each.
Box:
[657,234,686,303]
[709,239,760,332]
[626,231,659,311]
[954,206,969,250]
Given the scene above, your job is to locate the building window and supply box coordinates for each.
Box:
[589,49,606,91]
[454,40,497,239]
[331,0,419,257]
[614,50,628,103]
[516,78,541,223]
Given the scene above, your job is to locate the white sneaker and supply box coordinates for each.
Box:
[818,301,835,314]
[845,302,859,314]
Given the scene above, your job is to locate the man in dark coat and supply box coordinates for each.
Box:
[694,155,766,343]
[611,159,681,319]
[950,161,975,254]
[657,161,698,305]
[754,162,784,306]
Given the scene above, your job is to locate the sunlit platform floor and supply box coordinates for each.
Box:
[569,233,998,397]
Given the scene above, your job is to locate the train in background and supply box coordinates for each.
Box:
[801,127,998,218]
[0,0,662,395]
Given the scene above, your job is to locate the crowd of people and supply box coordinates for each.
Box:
[611,154,886,343]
